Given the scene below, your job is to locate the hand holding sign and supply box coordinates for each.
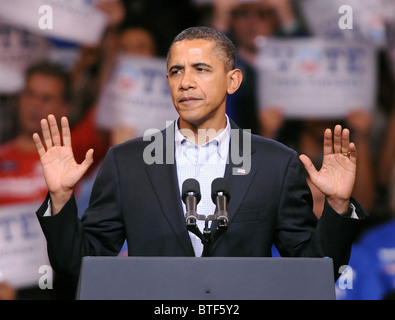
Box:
[96,0,126,28]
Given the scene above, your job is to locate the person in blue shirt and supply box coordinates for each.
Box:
[336,219,395,300]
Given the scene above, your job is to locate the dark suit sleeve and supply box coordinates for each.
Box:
[308,198,367,275]
[274,151,367,275]
[36,148,125,277]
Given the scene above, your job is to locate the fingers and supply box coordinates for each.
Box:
[349,142,357,165]
[333,125,342,154]
[32,115,74,169]
[39,114,60,149]
[48,114,61,146]
[341,127,350,155]
[84,149,94,166]
[41,117,53,150]
[81,149,94,173]
[32,132,46,158]
[323,128,333,156]
[325,124,355,159]
[61,117,72,147]
[299,154,318,180]
[33,115,72,150]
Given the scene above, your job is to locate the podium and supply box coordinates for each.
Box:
[76,256,335,300]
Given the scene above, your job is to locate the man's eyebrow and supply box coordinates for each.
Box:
[168,64,183,72]
[192,62,213,69]
[168,62,213,72]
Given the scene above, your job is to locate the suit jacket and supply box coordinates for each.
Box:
[36,120,367,277]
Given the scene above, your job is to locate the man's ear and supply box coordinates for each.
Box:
[227,69,243,95]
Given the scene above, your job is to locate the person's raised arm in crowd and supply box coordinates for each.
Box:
[212,0,299,37]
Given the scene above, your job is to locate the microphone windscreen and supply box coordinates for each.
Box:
[211,178,230,203]
[182,178,201,203]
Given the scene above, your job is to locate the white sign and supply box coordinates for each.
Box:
[193,0,261,4]
[0,203,50,289]
[0,0,107,45]
[96,55,178,136]
[301,0,395,48]
[256,38,377,118]
[0,23,49,93]
[386,21,395,77]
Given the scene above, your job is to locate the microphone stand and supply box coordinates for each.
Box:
[186,207,228,257]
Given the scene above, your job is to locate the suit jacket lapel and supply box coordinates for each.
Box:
[144,120,257,254]
[210,121,257,233]
[144,123,194,256]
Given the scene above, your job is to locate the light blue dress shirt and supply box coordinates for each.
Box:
[175,116,231,257]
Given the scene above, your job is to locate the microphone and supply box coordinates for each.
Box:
[211,178,230,231]
[182,178,201,227]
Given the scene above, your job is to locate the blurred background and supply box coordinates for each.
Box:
[0,0,394,300]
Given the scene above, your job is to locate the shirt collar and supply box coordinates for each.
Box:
[174,115,230,159]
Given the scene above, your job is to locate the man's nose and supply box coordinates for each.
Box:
[180,70,196,90]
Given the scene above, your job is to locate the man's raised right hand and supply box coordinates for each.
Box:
[32,114,94,215]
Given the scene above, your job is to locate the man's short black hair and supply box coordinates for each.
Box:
[167,26,236,71]
[25,61,72,103]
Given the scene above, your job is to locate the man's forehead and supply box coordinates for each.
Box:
[168,39,217,65]
[171,39,214,53]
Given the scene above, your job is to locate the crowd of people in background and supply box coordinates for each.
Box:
[0,0,394,300]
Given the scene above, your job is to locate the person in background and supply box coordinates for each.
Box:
[0,94,18,144]
[211,0,303,134]
[335,105,395,300]
[70,1,159,147]
[0,282,16,300]
[0,60,110,299]
[74,23,160,260]
[70,0,126,123]
[335,217,395,300]
[260,110,376,216]
[0,62,73,299]
[0,62,72,205]
[212,0,300,63]
[378,107,395,215]
[74,22,159,176]
[0,60,109,204]
[98,22,159,145]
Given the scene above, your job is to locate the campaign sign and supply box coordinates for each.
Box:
[301,0,395,48]
[0,0,107,45]
[192,0,261,4]
[0,23,49,93]
[96,55,178,136]
[256,38,377,118]
[0,203,50,289]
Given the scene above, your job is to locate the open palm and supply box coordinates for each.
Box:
[299,125,357,213]
[33,115,93,212]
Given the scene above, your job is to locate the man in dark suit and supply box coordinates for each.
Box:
[33,26,366,278]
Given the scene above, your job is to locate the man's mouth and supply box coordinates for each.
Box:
[179,96,201,103]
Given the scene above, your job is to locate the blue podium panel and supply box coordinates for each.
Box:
[76,256,335,300]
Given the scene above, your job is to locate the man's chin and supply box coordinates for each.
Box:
[177,108,203,123]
